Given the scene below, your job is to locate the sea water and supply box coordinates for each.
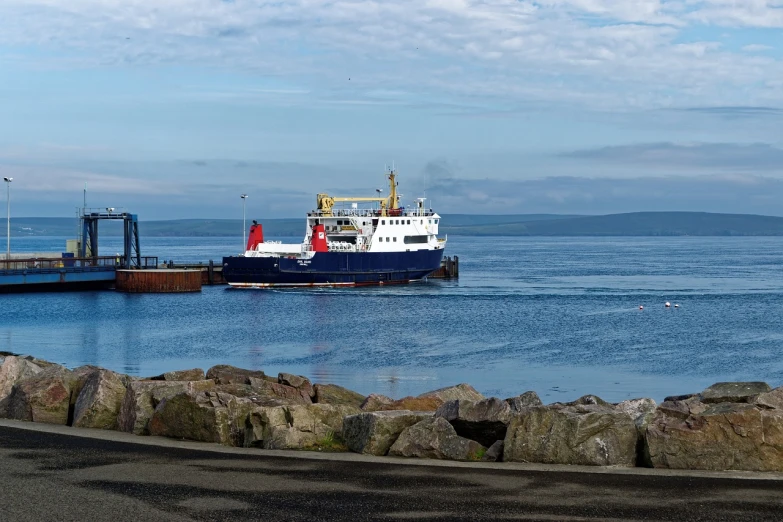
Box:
[2,235,783,403]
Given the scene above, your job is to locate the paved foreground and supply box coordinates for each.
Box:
[2,421,783,521]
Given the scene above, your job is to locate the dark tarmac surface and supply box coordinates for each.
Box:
[2,422,783,521]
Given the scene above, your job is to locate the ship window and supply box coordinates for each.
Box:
[407,220,410,224]
[396,220,400,225]
[386,237,390,242]
[404,235,428,244]
[434,219,439,224]
[381,220,385,225]
[393,237,397,242]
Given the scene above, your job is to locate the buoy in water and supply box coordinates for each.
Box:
[665,302,671,308]
[639,305,644,310]
[674,304,679,308]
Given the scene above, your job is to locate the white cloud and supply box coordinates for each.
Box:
[0,1,782,109]
[742,44,774,52]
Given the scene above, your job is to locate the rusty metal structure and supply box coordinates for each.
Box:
[115,269,202,293]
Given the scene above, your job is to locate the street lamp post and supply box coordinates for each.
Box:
[3,177,11,261]
[240,194,248,250]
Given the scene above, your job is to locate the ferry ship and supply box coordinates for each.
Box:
[222,170,446,287]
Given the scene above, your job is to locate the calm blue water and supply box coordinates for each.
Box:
[2,235,783,403]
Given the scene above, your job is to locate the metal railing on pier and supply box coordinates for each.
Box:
[0,256,159,272]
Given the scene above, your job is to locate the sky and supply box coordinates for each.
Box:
[2,0,783,219]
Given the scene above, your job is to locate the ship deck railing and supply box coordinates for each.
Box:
[307,208,437,218]
[327,242,356,252]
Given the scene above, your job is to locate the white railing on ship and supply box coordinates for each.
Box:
[327,242,356,252]
[307,209,437,218]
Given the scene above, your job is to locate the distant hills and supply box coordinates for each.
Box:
[8,212,783,237]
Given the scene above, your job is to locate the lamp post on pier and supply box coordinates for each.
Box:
[3,177,11,261]
[240,194,248,250]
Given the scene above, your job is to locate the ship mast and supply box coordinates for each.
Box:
[388,168,400,210]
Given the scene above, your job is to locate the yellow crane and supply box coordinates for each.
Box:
[317,170,400,216]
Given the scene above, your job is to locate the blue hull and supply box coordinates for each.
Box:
[222,249,445,287]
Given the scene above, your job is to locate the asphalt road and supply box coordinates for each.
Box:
[2,421,783,521]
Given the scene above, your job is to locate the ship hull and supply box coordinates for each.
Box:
[222,249,445,288]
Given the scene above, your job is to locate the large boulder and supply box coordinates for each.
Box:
[118,380,216,435]
[72,369,128,429]
[645,398,783,471]
[701,381,771,404]
[754,386,783,410]
[505,391,542,412]
[248,377,312,405]
[245,403,359,450]
[0,355,44,401]
[314,383,365,408]
[435,397,513,447]
[205,365,273,385]
[362,395,444,412]
[148,391,254,446]
[343,410,432,456]
[389,417,486,461]
[418,383,484,403]
[278,373,315,399]
[504,397,638,467]
[5,366,78,425]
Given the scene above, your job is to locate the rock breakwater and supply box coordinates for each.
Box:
[2,354,783,472]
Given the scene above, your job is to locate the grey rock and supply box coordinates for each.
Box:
[570,395,612,407]
[483,440,504,462]
[314,383,365,408]
[248,377,312,405]
[149,391,254,446]
[418,383,484,403]
[245,403,359,449]
[389,417,487,461]
[663,393,699,402]
[343,410,432,456]
[646,400,783,471]
[360,394,394,411]
[701,381,771,404]
[117,380,216,435]
[0,356,44,402]
[278,373,315,399]
[205,365,272,385]
[754,386,783,410]
[5,366,78,425]
[615,398,657,437]
[504,401,638,467]
[148,368,206,381]
[505,391,542,412]
[72,369,128,429]
[435,397,512,447]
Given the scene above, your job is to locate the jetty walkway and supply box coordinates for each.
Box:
[2,419,782,521]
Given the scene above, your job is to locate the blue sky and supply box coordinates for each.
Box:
[2,0,783,218]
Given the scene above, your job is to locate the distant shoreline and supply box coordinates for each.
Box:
[8,211,783,237]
